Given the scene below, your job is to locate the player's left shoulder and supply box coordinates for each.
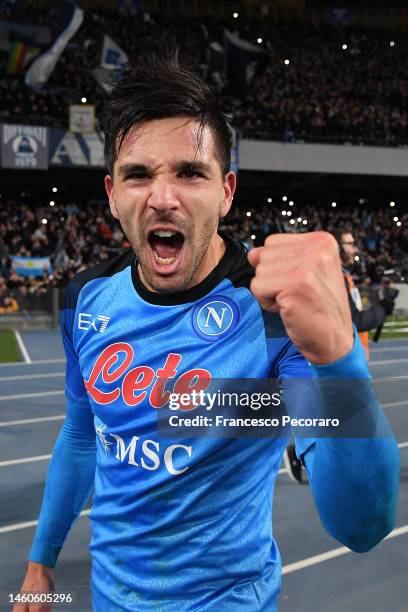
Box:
[221,232,254,290]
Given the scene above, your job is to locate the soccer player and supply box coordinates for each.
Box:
[16,56,399,611]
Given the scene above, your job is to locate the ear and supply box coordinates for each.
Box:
[105,174,118,219]
[220,171,236,219]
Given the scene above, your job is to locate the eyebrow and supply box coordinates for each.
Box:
[118,160,212,177]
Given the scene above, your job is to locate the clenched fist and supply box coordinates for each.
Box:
[248,231,353,365]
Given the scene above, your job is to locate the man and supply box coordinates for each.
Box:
[16,57,399,611]
[333,228,395,359]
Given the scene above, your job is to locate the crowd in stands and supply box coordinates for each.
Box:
[0,194,406,314]
[1,2,408,145]
[1,3,407,314]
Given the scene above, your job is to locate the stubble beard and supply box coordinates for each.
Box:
[120,214,219,294]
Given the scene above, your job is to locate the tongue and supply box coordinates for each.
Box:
[150,234,184,260]
[155,242,179,259]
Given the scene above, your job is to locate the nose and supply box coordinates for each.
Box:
[147,176,180,213]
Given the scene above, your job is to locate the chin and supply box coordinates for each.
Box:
[143,269,191,294]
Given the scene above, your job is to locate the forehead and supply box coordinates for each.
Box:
[343,233,354,241]
[116,117,217,168]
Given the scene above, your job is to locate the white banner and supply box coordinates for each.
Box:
[1,124,49,169]
[69,104,95,133]
[25,2,83,88]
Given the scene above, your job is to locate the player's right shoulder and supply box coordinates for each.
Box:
[63,249,135,311]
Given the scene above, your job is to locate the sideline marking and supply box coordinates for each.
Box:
[0,454,51,468]
[0,415,64,428]
[14,331,31,364]
[381,400,408,409]
[0,509,91,535]
[282,524,408,574]
[384,321,408,327]
[371,346,408,353]
[370,358,408,366]
[0,358,66,368]
[0,372,64,382]
[0,390,64,401]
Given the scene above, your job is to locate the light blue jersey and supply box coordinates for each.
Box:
[29,234,399,611]
[62,234,310,610]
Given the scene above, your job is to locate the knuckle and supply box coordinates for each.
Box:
[264,234,276,247]
[300,269,315,288]
[250,277,260,295]
[255,262,270,278]
[314,231,338,251]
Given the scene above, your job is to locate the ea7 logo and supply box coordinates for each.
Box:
[78,312,110,333]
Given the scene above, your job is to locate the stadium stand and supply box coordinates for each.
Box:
[0,195,406,313]
[1,3,408,146]
[0,2,406,314]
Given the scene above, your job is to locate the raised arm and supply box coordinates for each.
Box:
[302,335,399,551]
[249,231,400,552]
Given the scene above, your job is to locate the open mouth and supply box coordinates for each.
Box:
[148,229,185,269]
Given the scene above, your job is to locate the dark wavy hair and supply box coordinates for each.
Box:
[102,51,231,177]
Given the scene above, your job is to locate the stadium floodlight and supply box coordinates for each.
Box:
[359,198,365,204]
[233,12,238,19]
[287,211,292,217]
[390,201,396,207]
[297,217,302,222]
[393,217,399,222]
[251,234,256,240]
[290,219,295,225]
[81,97,87,103]
[42,218,47,225]
[49,201,55,206]
[302,220,307,225]
[284,59,290,65]
[282,210,287,216]
[390,41,395,47]
[332,202,337,207]
[342,44,348,50]
[267,197,272,203]
[289,200,294,206]
[355,256,360,262]
[246,211,252,217]
[397,221,402,227]
[282,196,288,201]
[257,38,263,44]
[52,187,57,192]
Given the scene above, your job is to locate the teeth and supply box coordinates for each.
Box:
[153,251,177,265]
[154,231,176,238]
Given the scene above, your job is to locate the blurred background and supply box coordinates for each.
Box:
[0,0,407,338]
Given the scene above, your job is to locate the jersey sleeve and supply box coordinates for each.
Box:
[302,331,399,551]
[61,281,94,416]
[28,282,96,567]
